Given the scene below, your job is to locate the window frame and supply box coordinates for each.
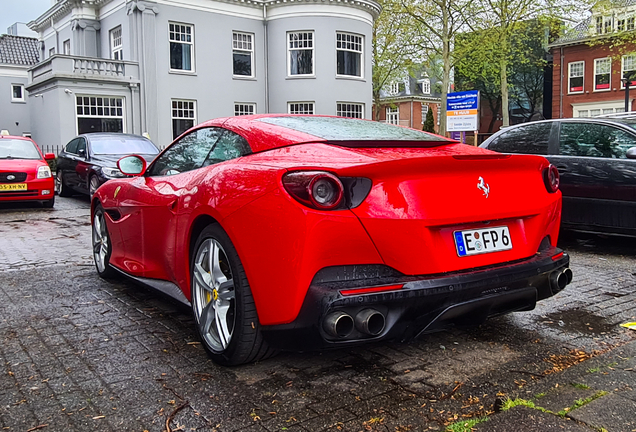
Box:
[171,99,197,139]
[336,102,364,119]
[63,39,70,55]
[419,78,431,94]
[232,31,254,78]
[621,54,636,89]
[11,84,25,103]
[386,106,399,125]
[335,31,363,79]
[169,22,195,73]
[75,95,125,135]
[421,104,429,124]
[568,61,585,94]
[594,57,611,92]
[287,31,315,77]
[234,103,256,116]
[110,26,123,60]
[288,102,315,114]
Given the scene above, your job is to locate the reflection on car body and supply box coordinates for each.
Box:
[91,115,571,365]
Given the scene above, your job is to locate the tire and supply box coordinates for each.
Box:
[42,196,55,208]
[89,175,100,200]
[92,203,118,279]
[190,224,276,366]
[56,170,72,197]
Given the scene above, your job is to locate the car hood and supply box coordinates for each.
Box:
[90,153,157,168]
[0,158,46,172]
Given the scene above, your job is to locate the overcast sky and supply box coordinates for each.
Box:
[1,0,53,36]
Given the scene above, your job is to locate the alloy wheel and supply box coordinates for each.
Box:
[192,238,236,352]
[89,176,100,198]
[92,211,109,273]
[55,171,63,195]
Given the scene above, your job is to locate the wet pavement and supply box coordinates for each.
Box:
[0,196,635,431]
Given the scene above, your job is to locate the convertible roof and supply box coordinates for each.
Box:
[198,115,454,153]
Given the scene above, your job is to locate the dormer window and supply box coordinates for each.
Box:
[419,78,431,94]
[388,82,399,96]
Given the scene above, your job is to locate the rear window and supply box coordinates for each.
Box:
[257,116,448,146]
[0,138,41,160]
[89,135,159,155]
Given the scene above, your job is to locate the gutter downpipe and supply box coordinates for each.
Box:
[263,3,269,113]
[560,46,564,118]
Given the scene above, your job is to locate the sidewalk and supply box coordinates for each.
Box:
[470,338,636,432]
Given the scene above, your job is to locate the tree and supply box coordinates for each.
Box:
[372,0,421,121]
[422,106,435,132]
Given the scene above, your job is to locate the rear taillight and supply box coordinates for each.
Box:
[283,171,344,210]
[544,164,559,193]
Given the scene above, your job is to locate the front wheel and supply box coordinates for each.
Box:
[89,175,100,199]
[92,204,118,279]
[190,224,276,366]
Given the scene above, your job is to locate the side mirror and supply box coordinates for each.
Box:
[44,153,55,161]
[117,155,146,176]
[627,147,636,159]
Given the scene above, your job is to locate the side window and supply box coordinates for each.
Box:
[77,138,87,156]
[560,122,636,158]
[202,130,251,167]
[65,138,80,154]
[148,127,224,176]
[488,123,552,155]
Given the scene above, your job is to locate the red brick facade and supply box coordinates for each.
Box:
[373,99,440,132]
[551,42,636,118]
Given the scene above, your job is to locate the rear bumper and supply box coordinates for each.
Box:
[0,178,55,202]
[261,247,571,350]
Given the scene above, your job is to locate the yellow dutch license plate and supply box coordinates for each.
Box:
[0,183,27,191]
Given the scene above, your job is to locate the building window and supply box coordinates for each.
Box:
[11,84,25,102]
[233,32,254,77]
[387,82,400,96]
[336,32,362,77]
[110,27,123,60]
[386,106,399,125]
[171,99,196,139]
[49,47,55,58]
[420,78,431,94]
[288,31,314,76]
[234,103,255,116]
[288,102,314,114]
[628,17,635,31]
[568,61,584,93]
[604,17,613,33]
[76,96,124,134]
[421,104,429,124]
[63,39,70,55]
[622,55,636,88]
[596,16,603,34]
[336,102,364,119]
[618,18,625,31]
[594,58,611,91]
[169,23,194,72]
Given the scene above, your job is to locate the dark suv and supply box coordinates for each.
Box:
[56,133,159,198]
[480,116,636,237]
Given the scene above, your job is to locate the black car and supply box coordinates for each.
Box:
[56,133,159,198]
[480,116,636,236]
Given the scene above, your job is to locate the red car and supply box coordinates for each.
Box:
[91,115,572,365]
[0,134,55,207]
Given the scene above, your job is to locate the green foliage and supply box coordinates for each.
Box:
[423,107,436,132]
[534,392,547,398]
[557,391,608,416]
[571,383,591,390]
[445,417,489,432]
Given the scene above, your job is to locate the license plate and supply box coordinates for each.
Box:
[0,183,27,191]
[454,226,512,257]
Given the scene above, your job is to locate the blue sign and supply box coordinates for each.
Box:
[446,90,479,111]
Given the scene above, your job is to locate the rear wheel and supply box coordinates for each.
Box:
[56,171,72,197]
[190,224,276,366]
[92,204,118,279]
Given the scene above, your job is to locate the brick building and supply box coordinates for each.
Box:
[550,7,636,118]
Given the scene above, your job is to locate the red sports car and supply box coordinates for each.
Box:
[91,115,572,365]
[0,134,55,207]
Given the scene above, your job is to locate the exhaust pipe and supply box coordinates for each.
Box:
[355,309,385,336]
[323,312,354,338]
[550,268,571,293]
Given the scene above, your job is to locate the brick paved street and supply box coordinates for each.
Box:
[1,197,635,431]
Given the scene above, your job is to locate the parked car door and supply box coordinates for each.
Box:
[58,138,81,190]
[551,121,636,235]
[74,137,90,193]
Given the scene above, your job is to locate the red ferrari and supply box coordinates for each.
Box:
[91,115,572,365]
[0,134,55,207]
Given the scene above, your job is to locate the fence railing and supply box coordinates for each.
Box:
[39,144,63,156]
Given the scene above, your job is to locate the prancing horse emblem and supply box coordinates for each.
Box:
[477,176,490,198]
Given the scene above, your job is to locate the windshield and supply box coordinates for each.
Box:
[0,138,41,160]
[90,136,159,155]
[258,116,449,145]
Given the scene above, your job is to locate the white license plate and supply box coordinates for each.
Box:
[453,226,512,257]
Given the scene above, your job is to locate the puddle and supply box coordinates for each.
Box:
[538,309,615,335]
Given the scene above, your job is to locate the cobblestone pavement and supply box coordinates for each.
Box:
[0,197,635,431]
